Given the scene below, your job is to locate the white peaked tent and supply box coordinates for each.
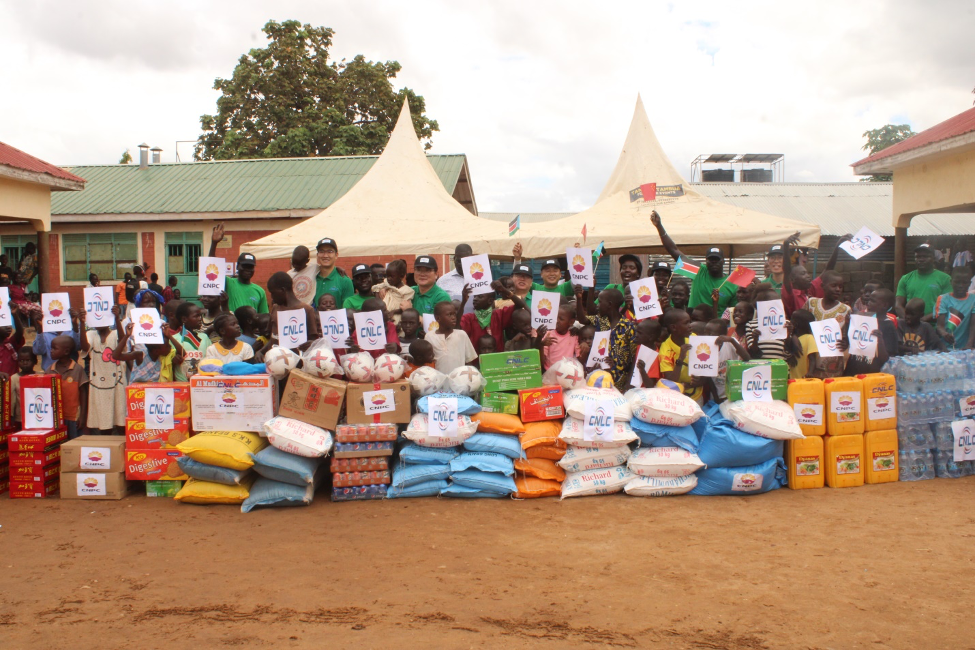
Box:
[513,96,822,257]
[242,98,515,259]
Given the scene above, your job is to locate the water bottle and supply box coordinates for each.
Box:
[898,448,936,481]
[898,425,935,451]
[934,450,975,479]
[932,422,956,452]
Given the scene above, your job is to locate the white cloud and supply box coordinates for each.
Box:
[0,0,972,211]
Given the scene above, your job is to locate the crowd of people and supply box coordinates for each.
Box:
[0,216,973,439]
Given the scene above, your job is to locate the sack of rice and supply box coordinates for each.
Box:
[625,388,704,427]
[564,387,632,421]
[558,416,637,448]
[556,446,630,473]
[627,447,705,478]
[719,401,804,440]
[624,475,697,497]
[560,466,633,499]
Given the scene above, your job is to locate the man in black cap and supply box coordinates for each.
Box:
[534,258,575,299]
[311,237,354,309]
[650,211,736,312]
[344,264,376,311]
[411,256,452,315]
[896,242,952,322]
[648,260,671,298]
[207,223,269,313]
[762,244,785,290]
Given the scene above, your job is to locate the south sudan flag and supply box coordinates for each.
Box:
[947,307,963,331]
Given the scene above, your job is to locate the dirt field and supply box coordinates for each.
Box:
[1,477,973,649]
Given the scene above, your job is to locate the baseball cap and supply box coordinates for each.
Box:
[414,255,438,270]
[541,258,561,270]
[768,244,784,256]
[237,252,256,267]
[512,263,533,277]
[351,263,371,277]
[915,243,934,252]
[316,237,338,252]
[706,247,723,260]
[650,261,671,272]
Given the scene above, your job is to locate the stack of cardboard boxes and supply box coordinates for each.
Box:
[0,375,14,495]
[124,382,193,496]
[9,374,66,499]
[60,435,129,499]
[479,350,565,424]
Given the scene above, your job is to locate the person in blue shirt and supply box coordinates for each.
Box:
[936,267,975,350]
[30,306,81,370]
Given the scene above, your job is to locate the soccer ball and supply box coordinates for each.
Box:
[586,370,615,388]
[265,346,301,379]
[341,352,375,383]
[446,366,485,396]
[410,366,447,396]
[373,353,407,383]
[548,358,585,390]
[302,348,341,378]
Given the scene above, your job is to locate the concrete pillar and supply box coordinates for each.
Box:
[37,229,50,294]
[894,224,908,284]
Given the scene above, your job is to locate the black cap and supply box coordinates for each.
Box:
[316,237,338,252]
[237,252,256,266]
[768,244,783,256]
[512,263,533,277]
[414,255,438,270]
[706,247,723,260]
[650,261,671,272]
[351,263,371,277]
[541,258,561,270]
[915,243,933,252]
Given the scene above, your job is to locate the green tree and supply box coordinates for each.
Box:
[119,149,132,164]
[195,20,438,160]
[859,124,916,182]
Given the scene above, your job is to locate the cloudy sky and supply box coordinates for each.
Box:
[1,0,973,212]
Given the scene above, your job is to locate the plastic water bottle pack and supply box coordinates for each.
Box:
[898,449,936,482]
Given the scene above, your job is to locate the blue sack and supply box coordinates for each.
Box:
[250,446,322,487]
[387,479,448,498]
[398,444,461,465]
[223,361,269,375]
[697,404,783,468]
[450,469,516,494]
[391,464,451,488]
[449,452,514,476]
[177,456,251,486]
[241,477,315,512]
[629,418,699,453]
[690,458,787,496]
[416,392,481,415]
[441,483,507,498]
[463,433,525,459]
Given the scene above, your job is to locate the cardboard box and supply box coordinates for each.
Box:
[277,370,346,431]
[726,359,789,402]
[0,447,8,465]
[190,375,277,433]
[0,478,8,495]
[333,441,394,458]
[480,392,520,415]
[146,480,183,497]
[9,463,59,483]
[61,435,127,473]
[344,380,410,425]
[60,471,130,500]
[480,350,543,393]
[518,386,565,422]
[331,484,387,501]
[0,374,12,431]
[19,374,64,430]
[332,470,392,487]
[126,382,191,419]
[125,449,188,481]
[330,456,390,473]
[8,427,67,452]
[124,418,192,450]
[10,447,61,468]
[10,477,58,498]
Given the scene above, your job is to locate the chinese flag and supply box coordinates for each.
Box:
[726,265,756,287]
[640,183,657,201]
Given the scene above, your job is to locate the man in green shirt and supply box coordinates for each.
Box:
[535,258,575,298]
[896,243,952,322]
[650,211,735,312]
[225,252,269,313]
[343,264,374,310]
[312,237,354,308]
[761,244,784,290]
[411,255,452,315]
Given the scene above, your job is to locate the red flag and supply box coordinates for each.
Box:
[640,183,657,201]
[726,265,756,288]
[581,224,587,243]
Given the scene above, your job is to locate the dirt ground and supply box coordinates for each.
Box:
[1,477,973,650]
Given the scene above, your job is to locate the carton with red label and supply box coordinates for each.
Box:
[0,374,12,430]
[19,374,64,430]
[0,478,8,495]
[10,477,58,498]
[190,375,277,433]
[10,447,61,468]
[517,386,565,422]
[8,428,67,452]
[124,418,192,450]
[10,463,60,483]
[125,449,188,481]
[126,382,191,419]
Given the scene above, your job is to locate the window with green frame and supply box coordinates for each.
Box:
[62,233,138,282]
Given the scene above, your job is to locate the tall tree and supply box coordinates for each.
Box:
[195,20,438,161]
[859,124,916,182]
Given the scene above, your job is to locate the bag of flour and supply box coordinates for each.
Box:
[261,416,334,458]
[624,474,698,496]
[627,446,705,478]
[625,388,704,427]
[558,416,637,448]
[719,401,804,440]
[560,466,634,499]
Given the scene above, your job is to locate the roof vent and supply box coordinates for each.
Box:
[151,146,162,164]
[138,143,149,170]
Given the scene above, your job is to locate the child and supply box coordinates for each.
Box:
[804,271,851,379]
[162,299,183,335]
[133,288,165,313]
[113,321,185,384]
[47,335,88,439]
[404,339,435,377]
[504,309,544,352]
[267,271,321,351]
[374,259,415,331]
[691,303,716,323]
[853,281,882,314]
[669,280,690,312]
[200,292,228,335]
[460,290,497,352]
[705,318,750,401]
[317,293,338,312]
[254,313,272,352]
[746,287,790,361]
[79,306,127,434]
[897,298,944,355]
[727,301,755,348]
[936,267,975,350]
[0,301,25,376]
[173,301,212,380]
[786,309,817,380]
[399,308,422,349]
[633,318,663,388]
[9,346,37,428]
[541,304,580,371]
[844,289,894,376]
[288,245,318,305]
[485,280,531,351]
[574,287,637,392]
[658,308,703,403]
[428,301,477,374]
[344,264,376,310]
[204,313,255,362]
[576,324,597,372]
[477,334,497,357]
[234,306,259,347]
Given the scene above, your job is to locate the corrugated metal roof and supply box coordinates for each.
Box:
[0,141,86,184]
[52,154,467,215]
[852,108,975,167]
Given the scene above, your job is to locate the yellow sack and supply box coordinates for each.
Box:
[176,431,268,470]
[175,476,255,505]
[472,412,525,434]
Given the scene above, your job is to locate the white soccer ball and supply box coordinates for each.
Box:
[549,358,586,390]
[302,348,342,378]
[409,366,447,396]
[446,366,484,397]
[372,353,407,383]
[265,346,301,379]
[341,352,375,383]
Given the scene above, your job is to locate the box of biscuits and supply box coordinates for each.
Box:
[126,383,191,420]
[125,449,188,481]
[124,419,191,450]
[61,435,127,473]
